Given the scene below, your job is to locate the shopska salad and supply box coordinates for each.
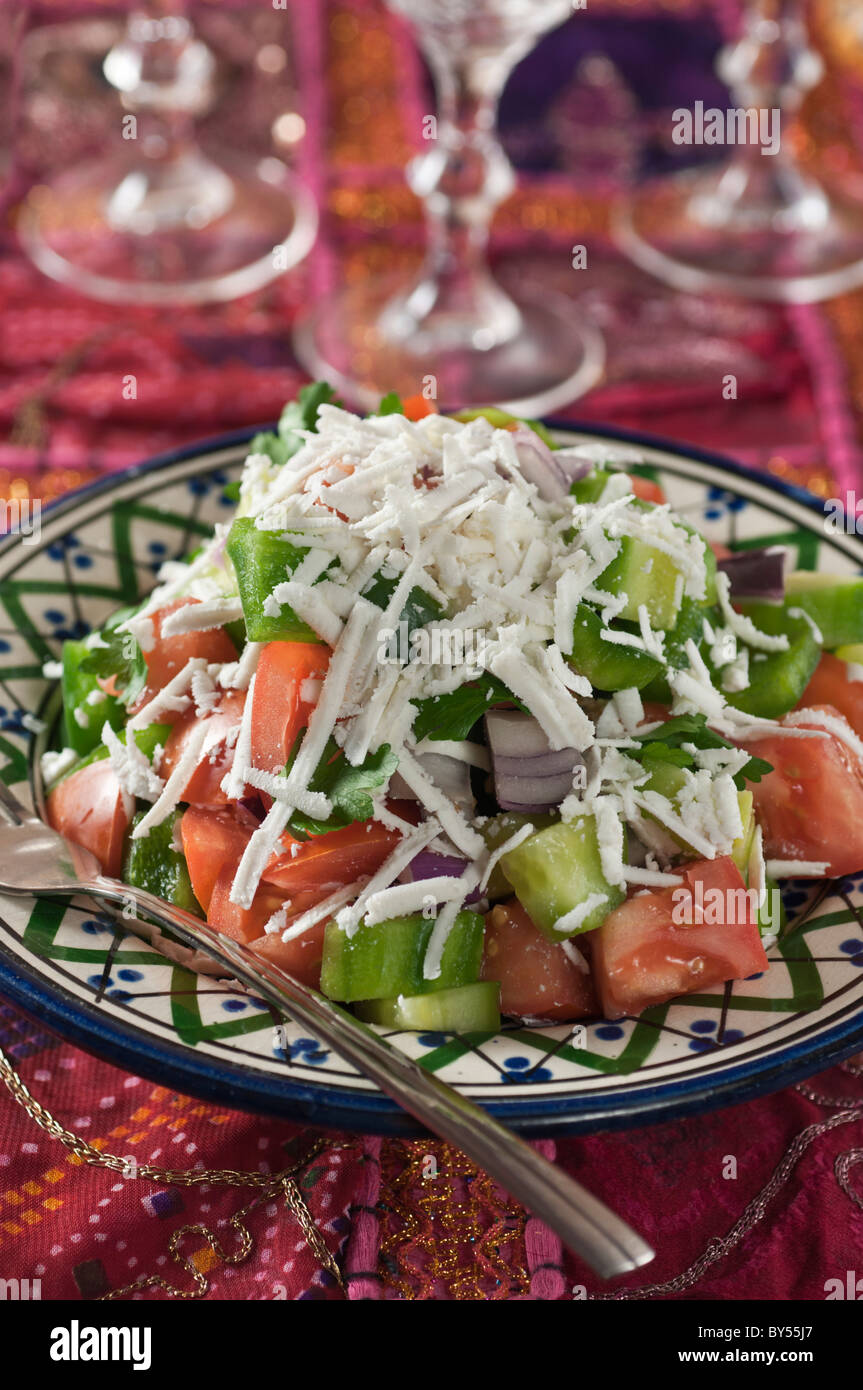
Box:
[41,386,863,1033]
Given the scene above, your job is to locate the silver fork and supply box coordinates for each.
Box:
[0,778,654,1280]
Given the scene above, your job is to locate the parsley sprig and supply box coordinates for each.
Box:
[631,713,772,789]
[79,608,148,708]
[284,736,398,839]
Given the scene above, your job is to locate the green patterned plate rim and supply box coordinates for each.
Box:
[0,421,861,1136]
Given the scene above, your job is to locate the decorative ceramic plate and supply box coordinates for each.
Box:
[0,424,862,1136]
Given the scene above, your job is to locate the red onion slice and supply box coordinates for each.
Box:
[399,849,481,904]
[485,710,584,812]
[389,750,475,811]
[718,547,787,602]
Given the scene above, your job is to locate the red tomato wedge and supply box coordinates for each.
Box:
[630,476,667,505]
[130,599,237,715]
[207,865,290,945]
[248,921,328,989]
[737,703,863,876]
[207,866,329,989]
[481,899,598,1022]
[46,760,131,878]
[250,641,330,774]
[263,819,402,895]
[591,857,767,1019]
[162,689,246,805]
[180,804,258,912]
[798,654,863,740]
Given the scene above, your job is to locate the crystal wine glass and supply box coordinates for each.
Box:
[17,3,317,305]
[615,0,863,303]
[295,0,604,414]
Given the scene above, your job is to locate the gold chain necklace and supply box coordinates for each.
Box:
[0,1043,350,1299]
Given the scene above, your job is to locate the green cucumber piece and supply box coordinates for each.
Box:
[783,572,863,649]
[571,468,615,504]
[320,911,484,1003]
[451,407,555,448]
[568,602,663,692]
[226,517,323,644]
[500,819,624,939]
[595,535,683,630]
[835,643,863,664]
[122,808,202,916]
[726,601,820,719]
[477,812,558,900]
[61,638,125,756]
[731,791,755,875]
[355,981,501,1032]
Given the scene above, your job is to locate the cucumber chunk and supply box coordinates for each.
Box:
[595,535,683,630]
[500,819,624,939]
[61,638,125,756]
[320,911,484,1003]
[226,517,323,644]
[122,808,202,916]
[726,601,820,719]
[451,407,555,448]
[477,812,557,900]
[355,981,501,1033]
[783,572,863,650]
[731,791,755,875]
[835,643,863,665]
[568,602,663,692]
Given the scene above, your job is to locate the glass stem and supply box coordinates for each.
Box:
[380,46,521,352]
[702,0,826,233]
[103,5,231,235]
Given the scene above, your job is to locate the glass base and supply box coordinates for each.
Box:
[294,273,604,415]
[18,153,317,306]
[615,168,863,304]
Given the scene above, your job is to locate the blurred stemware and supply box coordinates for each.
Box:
[295,0,604,414]
[17,3,316,305]
[615,0,863,303]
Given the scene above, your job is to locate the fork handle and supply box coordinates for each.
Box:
[90,876,654,1280]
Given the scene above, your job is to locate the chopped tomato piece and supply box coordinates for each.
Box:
[180,804,258,912]
[248,921,328,989]
[263,819,402,895]
[250,641,330,774]
[798,654,863,740]
[591,857,768,1019]
[738,703,863,876]
[46,760,130,878]
[162,689,246,805]
[481,899,598,1022]
[630,476,667,505]
[130,599,237,715]
[207,866,290,945]
[402,394,436,421]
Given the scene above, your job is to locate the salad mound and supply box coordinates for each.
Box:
[42,387,863,1031]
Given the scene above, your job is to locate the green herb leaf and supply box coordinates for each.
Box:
[631,712,772,789]
[277,381,342,462]
[412,675,525,742]
[79,608,148,708]
[286,738,398,838]
[375,391,404,416]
